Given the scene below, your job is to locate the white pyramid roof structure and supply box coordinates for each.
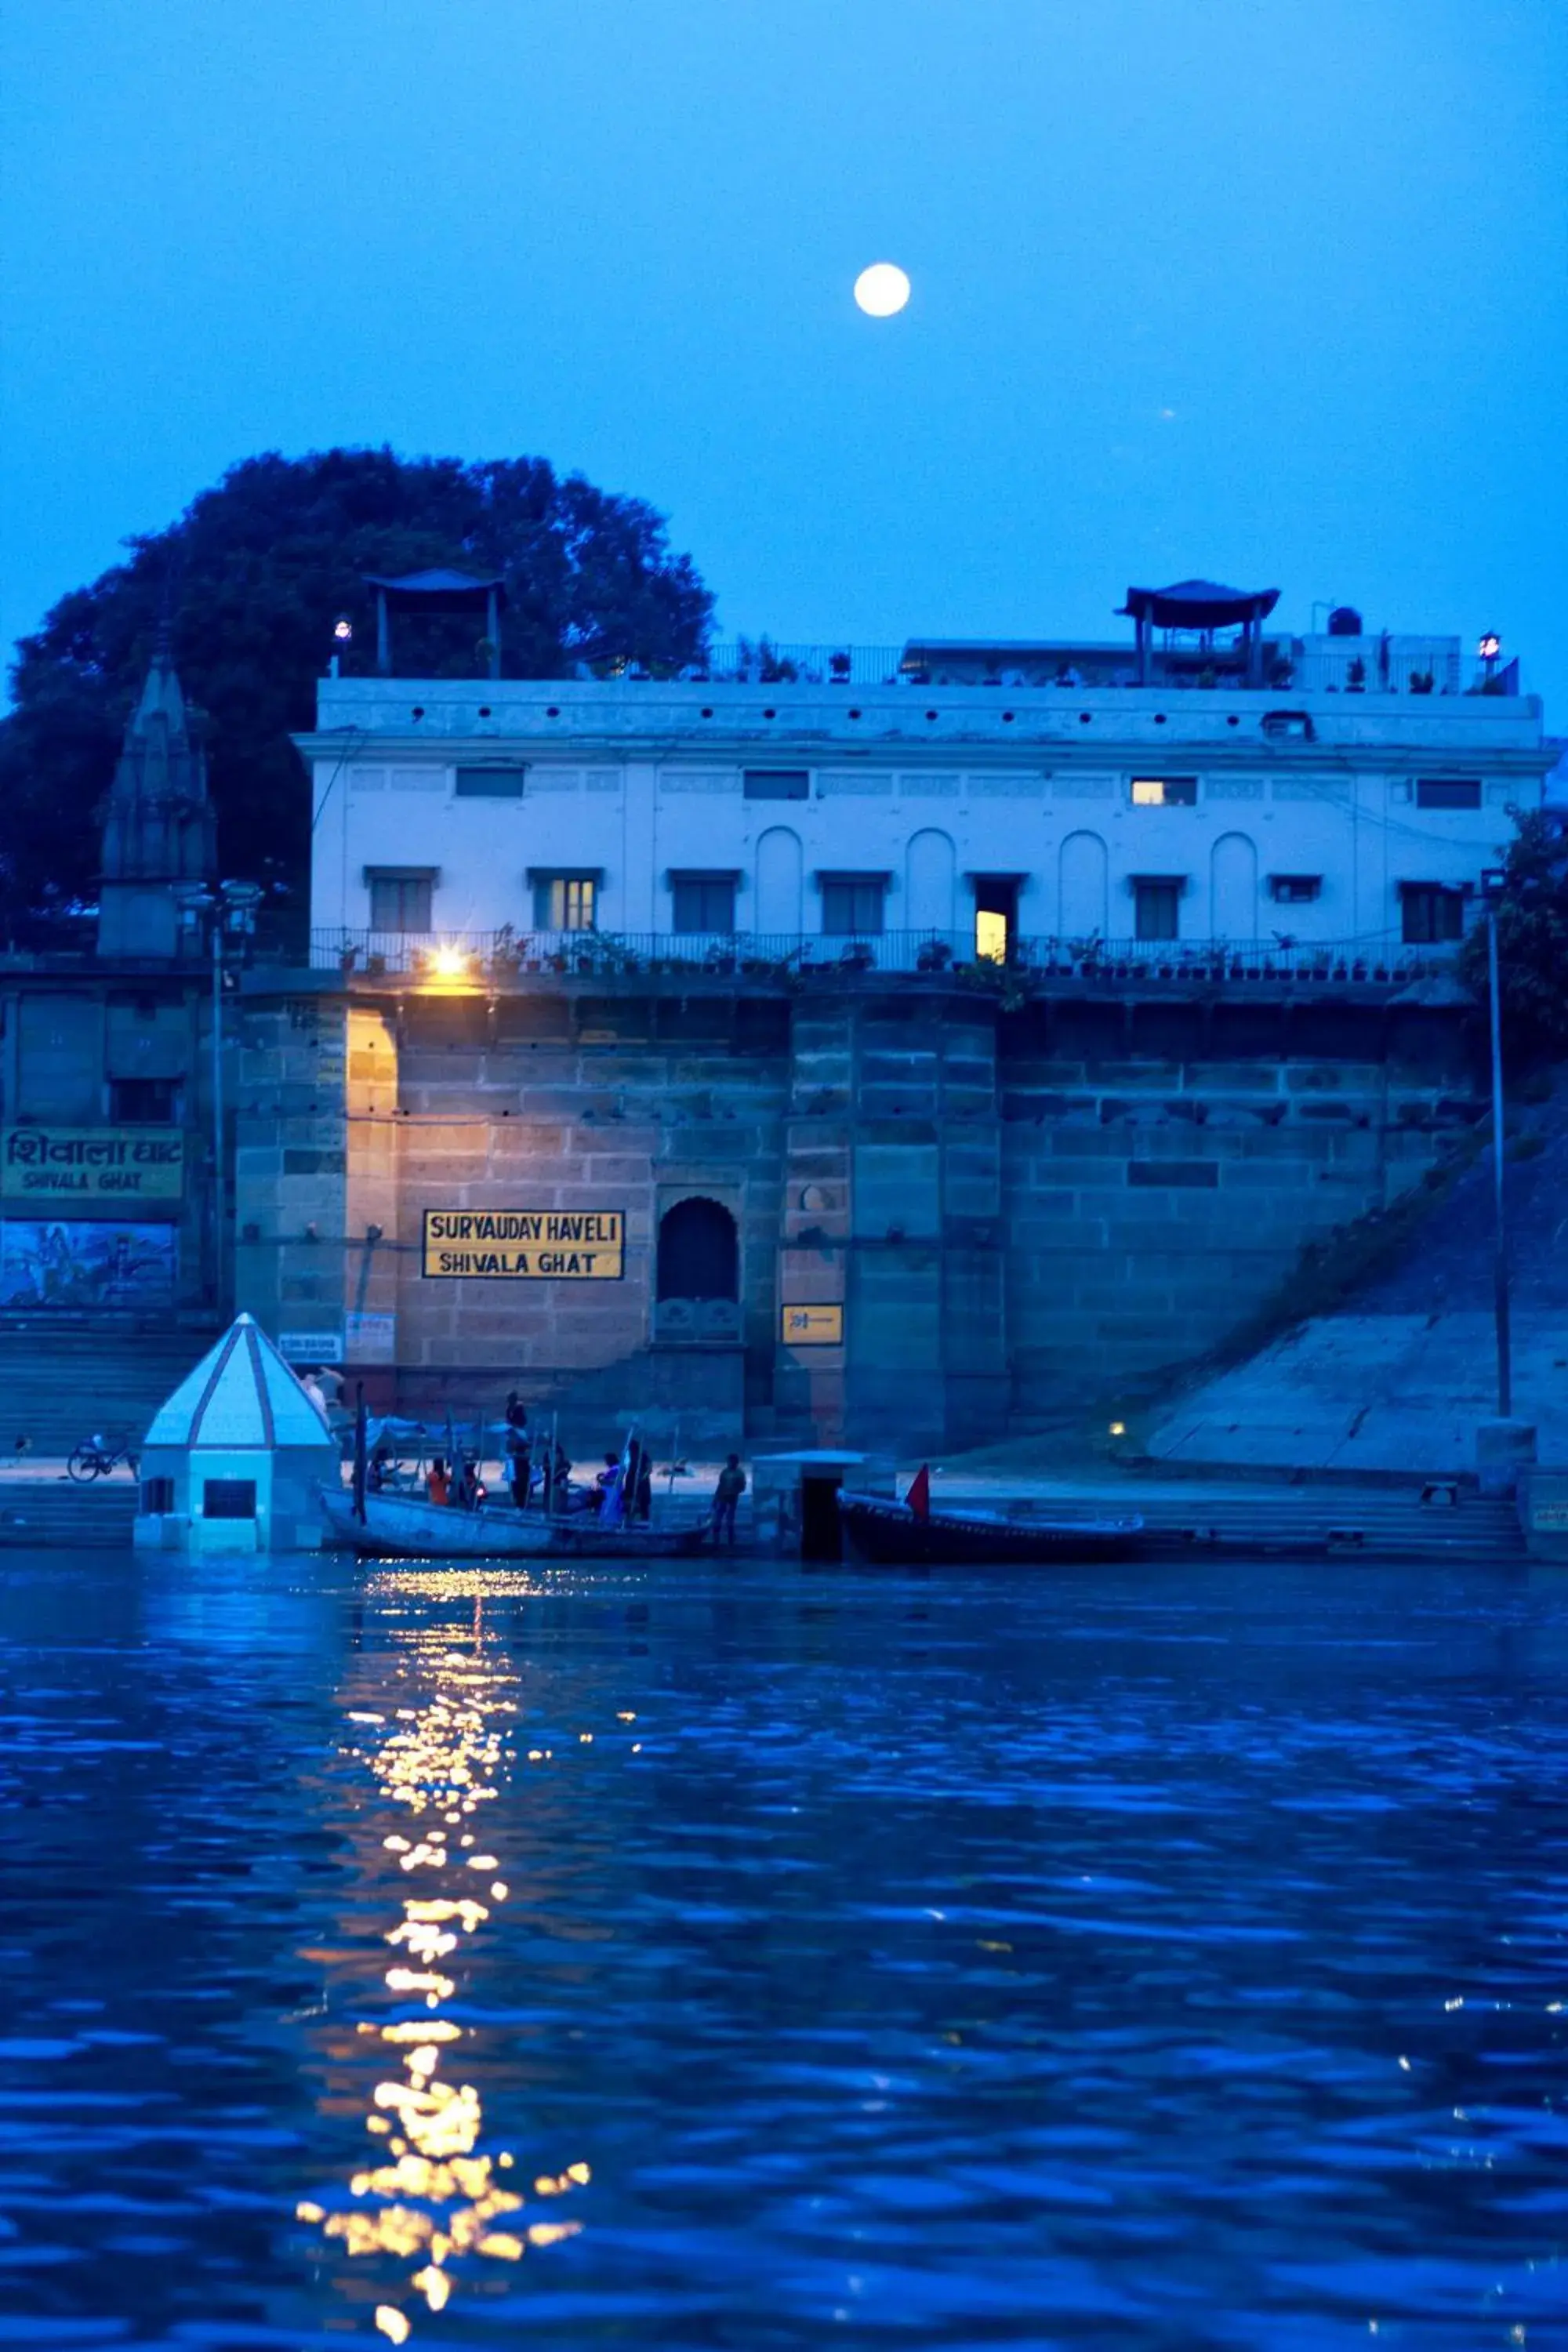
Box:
[144,1314,335,1451]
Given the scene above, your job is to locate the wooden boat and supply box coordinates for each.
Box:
[836,1486,1144,1566]
[320,1483,706,1562]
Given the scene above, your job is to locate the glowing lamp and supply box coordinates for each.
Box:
[1477,633,1501,661]
[430,946,469,979]
[1108,1421,1127,1438]
[333,615,354,642]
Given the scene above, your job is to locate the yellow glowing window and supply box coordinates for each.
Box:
[975,909,1009,964]
[1131,775,1197,807]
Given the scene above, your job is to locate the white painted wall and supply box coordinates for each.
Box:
[301,677,1552,953]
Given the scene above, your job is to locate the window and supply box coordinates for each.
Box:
[743,769,810,800]
[455,765,526,797]
[1134,879,1181,941]
[820,873,887,935]
[202,1478,256,1520]
[532,873,597,931]
[140,1476,175,1515]
[110,1076,180,1122]
[367,870,434,932]
[1401,884,1465,944]
[1416,777,1483,811]
[670,873,737,933]
[1131,775,1198,808]
[1268,875,1323,905]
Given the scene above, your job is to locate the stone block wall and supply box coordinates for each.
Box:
[233,974,1480,1451]
[998,1011,1473,1413]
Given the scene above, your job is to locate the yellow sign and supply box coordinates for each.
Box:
[423,1209,624,1280]
[2,1126,185,1205]
[781,1303,844,1347]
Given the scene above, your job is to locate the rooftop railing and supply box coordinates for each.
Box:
[590,641,1519,696]
[312,927,1461,988]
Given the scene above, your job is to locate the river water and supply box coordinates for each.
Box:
[1,1548,1566,2350]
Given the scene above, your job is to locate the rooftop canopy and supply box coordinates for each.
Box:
[362,568,509,610]
[144,1312,332,1451]
[362,569,507,679]
[1119,579,1280,630]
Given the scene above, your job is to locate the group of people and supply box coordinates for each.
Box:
[501,1393,574,1512]
[384,1390,749,1540]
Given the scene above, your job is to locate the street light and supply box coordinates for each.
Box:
[174,879,263,1304]
[1479,869,1511,1417]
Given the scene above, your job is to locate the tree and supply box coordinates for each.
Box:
[1459,806,1568,1067]
[0,448,714,931]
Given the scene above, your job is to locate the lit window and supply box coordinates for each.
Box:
[1131,775,1198,807]
[533,875,597,931]
[670,875,737,933]
[821,874,887,935]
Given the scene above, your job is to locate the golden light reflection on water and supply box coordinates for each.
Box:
[303,1575,592,2336]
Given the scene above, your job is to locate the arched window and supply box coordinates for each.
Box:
[656,1197,739,1303]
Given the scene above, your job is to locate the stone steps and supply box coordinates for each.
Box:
[0,1477,138,1548]
[0,1330,217,1458]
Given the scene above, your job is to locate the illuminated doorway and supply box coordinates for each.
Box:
[972,876,1020,964]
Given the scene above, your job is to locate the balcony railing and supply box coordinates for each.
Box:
[313,927,1461,987]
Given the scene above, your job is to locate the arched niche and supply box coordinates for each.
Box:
[1059,829,1109,940]
[656,1195,739,1303]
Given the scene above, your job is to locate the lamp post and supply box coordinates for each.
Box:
[175,880,263,1305]
[1479,871,1511,1418]
[1478,630,1501,684]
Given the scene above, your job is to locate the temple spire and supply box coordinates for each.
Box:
[96,634,216,960]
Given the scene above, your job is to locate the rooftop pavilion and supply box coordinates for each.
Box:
[328,569,1526,702]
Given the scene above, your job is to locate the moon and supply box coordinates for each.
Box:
[854,262,911,318]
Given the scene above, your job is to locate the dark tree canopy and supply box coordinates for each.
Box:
[1458,805,1568,1068]
[0,448,714,929]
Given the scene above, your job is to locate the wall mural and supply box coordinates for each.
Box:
[0,1219,179,1308]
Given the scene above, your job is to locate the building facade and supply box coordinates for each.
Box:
[235,583,1555,1450]
[303,597,1548,976]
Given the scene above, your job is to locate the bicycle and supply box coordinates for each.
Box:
[67,1432,142,1483]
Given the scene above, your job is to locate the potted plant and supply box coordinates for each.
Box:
[916,938,953,973]
[829,650,852,684]
[1409,668,1436,695]
[339,943,358,972]
[1347,657,1367,693]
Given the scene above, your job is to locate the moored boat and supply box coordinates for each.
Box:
[837,1484,1143,1566]
[320,1483,706,1561]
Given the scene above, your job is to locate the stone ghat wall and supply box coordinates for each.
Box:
[232,979,1479,1451]
[998,1030,1472,1411]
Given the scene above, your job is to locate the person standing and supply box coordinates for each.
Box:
[710,1454,746,1547]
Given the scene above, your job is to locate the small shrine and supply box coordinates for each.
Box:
[134,1313,338,1554]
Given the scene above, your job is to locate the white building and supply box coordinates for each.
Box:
[300,579,1552,974]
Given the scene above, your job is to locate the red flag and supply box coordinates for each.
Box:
[905,1465,931,1522]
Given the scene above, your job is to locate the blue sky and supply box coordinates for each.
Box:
[2,0,1564,706]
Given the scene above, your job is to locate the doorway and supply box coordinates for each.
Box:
[972,875,1020,964]
[800,1472,844,1563]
